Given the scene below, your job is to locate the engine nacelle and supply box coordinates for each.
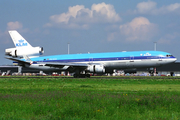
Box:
[87,65,105,73]
[5,46,44,58]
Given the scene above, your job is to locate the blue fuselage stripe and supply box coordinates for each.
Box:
[23,50,175,63]
[34,56,175,63]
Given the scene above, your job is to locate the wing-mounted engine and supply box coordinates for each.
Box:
[5,46,44,58]
[86,65,105,73]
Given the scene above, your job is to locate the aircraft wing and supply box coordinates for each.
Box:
[44,62,88,68]
[6,56,88,67]
[6,56,89,70]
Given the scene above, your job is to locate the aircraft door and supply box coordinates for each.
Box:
[89,58,93,64]
[159,56,162,61]
[130,56,134,62]
[126,56,134,67]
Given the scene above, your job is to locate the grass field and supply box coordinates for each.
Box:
[0,77,180,119]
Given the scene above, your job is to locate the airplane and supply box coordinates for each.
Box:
[5,30,44,58]
[5,31,177,77]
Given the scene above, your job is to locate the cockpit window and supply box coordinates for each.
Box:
[166,55,173,57]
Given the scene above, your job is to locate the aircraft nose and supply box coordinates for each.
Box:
[171,56,177,63]
[174,57,177,62]
[166,56,177,64]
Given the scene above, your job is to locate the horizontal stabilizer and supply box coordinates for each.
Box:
[5,57,30,65]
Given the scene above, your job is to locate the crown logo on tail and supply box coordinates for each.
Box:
[18,39,24,43]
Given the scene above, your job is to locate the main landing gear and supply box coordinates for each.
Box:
[73,74,90,78]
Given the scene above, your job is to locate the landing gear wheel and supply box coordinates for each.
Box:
[73,74,79,78]
[73,74,90,78]
[86,74,90,78]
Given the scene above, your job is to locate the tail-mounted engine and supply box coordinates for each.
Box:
[5,46,44,58]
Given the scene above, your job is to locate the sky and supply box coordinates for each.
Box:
[0,0,180,64]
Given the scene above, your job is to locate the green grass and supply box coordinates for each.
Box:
[0,77,180,119]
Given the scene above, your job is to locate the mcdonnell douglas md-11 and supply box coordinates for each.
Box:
[6,31,177,77]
